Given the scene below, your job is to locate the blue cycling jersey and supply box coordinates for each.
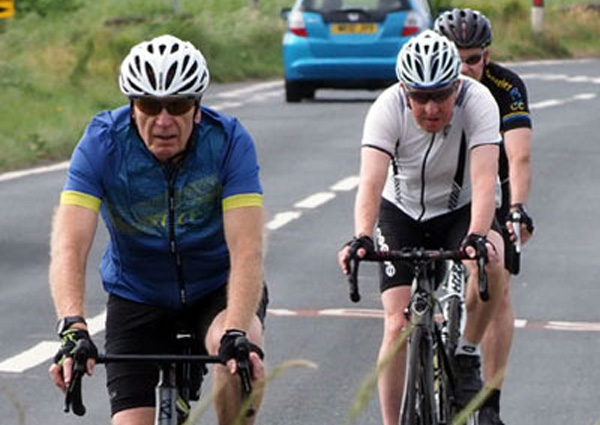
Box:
[61,105,263,309]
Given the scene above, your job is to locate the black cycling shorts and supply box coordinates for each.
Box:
[376,199,499,292]
[105,284,269,416]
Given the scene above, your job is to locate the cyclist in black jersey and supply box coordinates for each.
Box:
[435,9,535,425]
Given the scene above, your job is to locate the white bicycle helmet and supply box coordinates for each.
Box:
[119,34,210,99]
[396,30,461,90]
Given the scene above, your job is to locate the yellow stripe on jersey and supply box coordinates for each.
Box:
[60,190,102,212]
[222,193,263,212]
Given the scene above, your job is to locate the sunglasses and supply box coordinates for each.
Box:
[461,52,484,66]
[133,97,196,116]
[406,83,457,105]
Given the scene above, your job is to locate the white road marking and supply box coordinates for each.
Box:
[266,211,302,230]
[213,81,282,99]
[330,176,359,192]
[573,93,597,100]
[0,310,106,373]
[2,71,599,373]
[294,192,336,209]
[531,99,564,109]
[0,161,69,183]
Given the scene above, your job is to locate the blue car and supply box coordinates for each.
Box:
[282,0,432,102]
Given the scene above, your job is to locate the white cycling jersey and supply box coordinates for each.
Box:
[362,75,501,222]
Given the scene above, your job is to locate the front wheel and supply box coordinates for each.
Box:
[400,326,436,425]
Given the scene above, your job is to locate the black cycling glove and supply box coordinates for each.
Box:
[506,203,535,234]
[344,235,375,267]
[53,329,98,366]
[218,329,264,364]
[460,233,489,263]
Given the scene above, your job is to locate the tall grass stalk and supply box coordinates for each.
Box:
[346,325,412,423]
[184,358,318,425]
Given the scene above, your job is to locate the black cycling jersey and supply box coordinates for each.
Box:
[481,61,532,214]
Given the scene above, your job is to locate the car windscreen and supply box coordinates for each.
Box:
[301,0,410,13]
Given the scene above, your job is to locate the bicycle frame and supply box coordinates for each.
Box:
[347,248,483,425]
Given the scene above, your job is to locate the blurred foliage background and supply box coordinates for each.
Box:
[0,0,598,172]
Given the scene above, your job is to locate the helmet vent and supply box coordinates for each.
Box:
[166,62,178,89]
[183,60,198,80]
[145,63,157,90]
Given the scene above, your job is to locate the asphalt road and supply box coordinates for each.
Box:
[0,58,598,425]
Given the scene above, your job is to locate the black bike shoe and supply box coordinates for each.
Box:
[453,354,483,409]
[478,406,505,425]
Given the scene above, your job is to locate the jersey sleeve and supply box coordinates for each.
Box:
[61,118,109,212]
[463,82,502,149]
[497,75,532,132]
[361,87,403,156]
[220,119,263,212]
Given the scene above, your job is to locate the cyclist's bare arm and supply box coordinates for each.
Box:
[354,147,390,238]
[50,204,98,319]
[49,204,99,389]
[338,147,390,275]
[223,205,264,335]
[504,127,533,243]
[468,144,499,237]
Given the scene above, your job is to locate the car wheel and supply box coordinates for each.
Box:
[303,87,315,100]
[285,81,304,103]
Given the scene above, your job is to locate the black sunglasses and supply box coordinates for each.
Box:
[462,52,484,66]
[406,83,458,105]
[133,97,196,116]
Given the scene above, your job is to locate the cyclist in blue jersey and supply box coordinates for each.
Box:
[435,9,535,425]
[48,35,267,425]
[338,30,508,425]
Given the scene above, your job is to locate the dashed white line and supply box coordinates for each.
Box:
[330,176,359,192]
[294,192,336,209]
[266,211,302,230]
[530,99,564,109]
[573,93,597,100]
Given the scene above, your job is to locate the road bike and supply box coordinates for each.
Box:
[347,247,488,425]
[63,329,255,425]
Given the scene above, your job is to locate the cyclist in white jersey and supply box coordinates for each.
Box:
[338,30,508,425]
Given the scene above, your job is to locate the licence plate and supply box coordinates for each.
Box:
[330,23,378,35]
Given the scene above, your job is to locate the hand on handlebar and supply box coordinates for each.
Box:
[338,235,375,275]
[505,203,534,246]
[218,329,264,379]
[459,233,489,262]
[50,329,98,392]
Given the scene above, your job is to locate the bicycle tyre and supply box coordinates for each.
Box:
[433,327,454,425]
[400,326,436,425]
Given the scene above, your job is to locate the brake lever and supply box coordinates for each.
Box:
[348,254,361,303]
[477,255,489,302]
[510,210,522,254]
[234,339,255,418]
[64,358,86,416]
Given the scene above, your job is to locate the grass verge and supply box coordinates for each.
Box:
[0,0,598,172]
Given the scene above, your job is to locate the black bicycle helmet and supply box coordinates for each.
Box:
[434,8,492,49]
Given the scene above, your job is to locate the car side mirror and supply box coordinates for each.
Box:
[281,7,291,20]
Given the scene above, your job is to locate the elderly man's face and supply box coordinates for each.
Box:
[132,97,199,162]
[405,82,460,133]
